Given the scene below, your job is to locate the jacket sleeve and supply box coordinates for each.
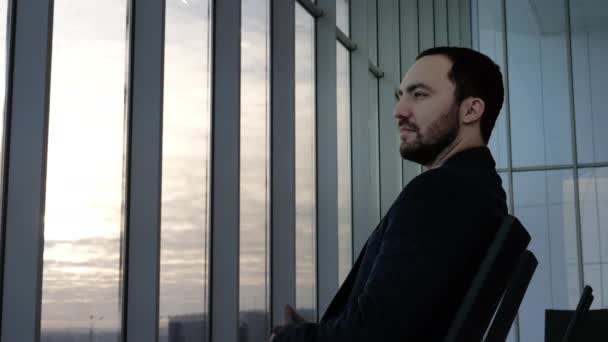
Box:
[272,171,482,342]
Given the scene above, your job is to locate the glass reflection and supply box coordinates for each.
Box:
[514,170,579,341]
[506,0,572,167]
[570,1,608,163]
[295,3,317,323]
[41,1,128,340]
[477,0,508,169]
[578,167,608,308]
[239,0,270,341]
[337,42,352,286]
[336,0,350,35]
[159,0,211,341]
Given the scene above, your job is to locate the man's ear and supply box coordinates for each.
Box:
[460,97,485,124]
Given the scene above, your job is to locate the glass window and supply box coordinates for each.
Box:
[337,42,352,286]
[499,170,516,341]
[159,0,211,341]
[240,0,271,340]
[336,0,350,35]
[506,0,573,167]
[514,170,579,341]
[474,0,608,339]
[578,167,608,308]
[477,0,508,169]
[40,1,128,339]
[295,2,317,323]
[498,171,510,211]
[570,1,608,164]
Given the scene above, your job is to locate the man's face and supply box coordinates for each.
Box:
[394,55,461,165]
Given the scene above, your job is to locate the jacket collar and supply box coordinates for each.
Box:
[440,146,497,170]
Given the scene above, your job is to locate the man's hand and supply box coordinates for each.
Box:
[284,304,307,324]
[267,305,309,341]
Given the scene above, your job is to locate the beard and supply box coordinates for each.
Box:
[399,103,460,165]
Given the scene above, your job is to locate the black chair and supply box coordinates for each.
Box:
[443,215,538,342]
[483,249,538,341]
[545,285,607,342]
[562,285,594,342]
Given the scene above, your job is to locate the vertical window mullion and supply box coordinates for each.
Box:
[400,0,421,187]
[377,0,401,216]
[270,0,296,330]
[315,0,338,317]
[459,0,472,48]
[448,0,461,46]
[350,0,372,260]
[210,0,241,341]
[0,0,53,341]
[418,0,435,51]
[434,0,448,46]
[123,0,165,340]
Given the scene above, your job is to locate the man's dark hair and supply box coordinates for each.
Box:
[416,46,504,144]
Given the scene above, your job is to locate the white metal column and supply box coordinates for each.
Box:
[419,0,435,51]
[210,0,241,341]
[471,0,479,50]
[400,0,422,187]
[315,0,339,318]
[123,0,165,340]
[270,0,296,329]
[0,0,53,341]
[350,0,372,259]
[459,0,472,47]
[377,0,402,216]
[448,0,461,46]
[367,0,381,231]
[435,0,449,46]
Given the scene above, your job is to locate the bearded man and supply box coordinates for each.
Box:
[271,46,507,341]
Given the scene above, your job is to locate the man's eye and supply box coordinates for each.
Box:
[414,92,426,98]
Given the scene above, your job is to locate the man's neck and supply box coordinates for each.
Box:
[424,137,485,170]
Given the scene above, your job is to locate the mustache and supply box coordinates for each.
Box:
[398,119,418,131]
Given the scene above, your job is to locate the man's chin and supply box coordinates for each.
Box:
[400,143,436,165]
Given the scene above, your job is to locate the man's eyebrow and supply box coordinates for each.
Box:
[404,83,434,93]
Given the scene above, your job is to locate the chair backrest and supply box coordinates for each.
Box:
[546,306,608,342]
[483,249,538,341]
[442,215,532,342]
[562,285,594,342]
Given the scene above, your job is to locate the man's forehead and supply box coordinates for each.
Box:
[402,55,452,88]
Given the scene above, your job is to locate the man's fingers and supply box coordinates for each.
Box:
[291,306,306,323]
[284,304,307,324]
[283,305,295,324]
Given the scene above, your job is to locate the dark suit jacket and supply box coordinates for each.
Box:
[274,147,508,341]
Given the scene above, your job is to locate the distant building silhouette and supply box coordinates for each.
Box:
[167,310,297,342]
[168,314,208,342]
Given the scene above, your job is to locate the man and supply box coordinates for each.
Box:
[270,46,507,341]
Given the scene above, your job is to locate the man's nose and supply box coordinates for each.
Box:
[393,100,411,120]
